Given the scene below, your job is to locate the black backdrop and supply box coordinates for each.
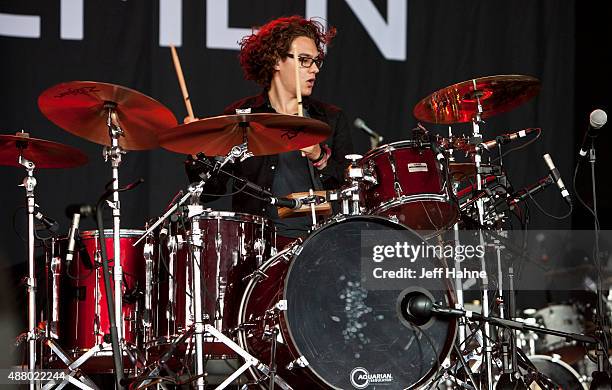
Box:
[0,1,609,270]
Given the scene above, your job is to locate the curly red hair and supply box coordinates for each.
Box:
[239,16,336,88]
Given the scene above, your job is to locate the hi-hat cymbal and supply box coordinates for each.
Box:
[38,81,177,150]
[0,132,88,169]
[413,75,541,124]
[159,113,332,156]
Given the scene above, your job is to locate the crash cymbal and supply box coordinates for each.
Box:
[159,113,332,156]
[38,81,177,150]
[0,132,88,168]
[413,75,541,124]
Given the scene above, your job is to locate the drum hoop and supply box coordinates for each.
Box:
[236,244,296,382]
[79,229,145,239]
[194,210,268,224]
[361,140,428,161]
[529,355,587,389]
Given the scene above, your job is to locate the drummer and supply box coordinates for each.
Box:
[186,15,353,244]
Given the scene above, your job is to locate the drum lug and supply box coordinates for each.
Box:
[286,355,309,371]
[275,300,287,311]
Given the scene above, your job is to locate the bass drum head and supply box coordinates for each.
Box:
[284,216,456,389]
[529,355,587,389]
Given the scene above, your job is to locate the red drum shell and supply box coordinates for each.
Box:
[148,211,275,358]
[50,229,145,372]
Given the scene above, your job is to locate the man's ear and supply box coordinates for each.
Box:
[273,58,281,71]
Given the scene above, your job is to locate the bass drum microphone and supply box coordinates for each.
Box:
[397,287,463,328]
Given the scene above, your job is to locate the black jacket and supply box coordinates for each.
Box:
[186,91,354,217]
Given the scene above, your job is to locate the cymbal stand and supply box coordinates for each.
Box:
[446,125,468,346]
[469,85,494,390]
[18,152,38,390]
[103,102,125,343]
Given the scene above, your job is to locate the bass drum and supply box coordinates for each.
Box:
[238,216,456,389]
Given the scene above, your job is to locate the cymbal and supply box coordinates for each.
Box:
[159,113,332,156]
[413,75,541,124]
[0,132,88,169]
[38,81,177,150]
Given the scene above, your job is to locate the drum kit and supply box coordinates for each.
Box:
[4,74,606,389]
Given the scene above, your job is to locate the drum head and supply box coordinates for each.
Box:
[284,216,456,389]
[529,355,587,389]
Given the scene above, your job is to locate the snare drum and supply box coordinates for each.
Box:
[147,211,275,358]
[48,229,145,372]
[238,216,456,389]
[360,141,458,233]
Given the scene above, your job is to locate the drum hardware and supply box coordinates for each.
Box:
[38,81,177,388]
[135,143,248,246]
[135,140,288,387]
[416,76,545,389]
[0,131,89,390]
[405,292,599,380]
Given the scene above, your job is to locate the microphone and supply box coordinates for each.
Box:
[579,109,608,157]
[543,153,571,205]
[34,210,59,232]
[65,204,96,218]
[65,213,81,265]
[480,128,539,151]
[270,197,302,210]
[401,291,463,325]
[354,118,384,143]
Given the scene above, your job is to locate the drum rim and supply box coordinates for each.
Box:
[529,354,588,389]
[369,194,459,233]
[361,139,428,161]
[282,215,457,389]
[78,229,145,238]
[194,209,269,224]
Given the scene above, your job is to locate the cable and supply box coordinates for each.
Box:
[489,128,542,164]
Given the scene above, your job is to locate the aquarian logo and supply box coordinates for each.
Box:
[350,367,394,389]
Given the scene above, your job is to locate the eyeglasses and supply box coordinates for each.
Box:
[286,53,323,69]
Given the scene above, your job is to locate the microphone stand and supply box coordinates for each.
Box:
[94,189,125,389]
[586,140,612,389]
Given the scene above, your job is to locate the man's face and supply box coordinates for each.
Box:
[274,36,321,97]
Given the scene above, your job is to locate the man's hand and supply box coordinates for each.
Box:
[300,144,322,160]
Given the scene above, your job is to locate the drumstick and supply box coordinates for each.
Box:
[292,45,304,117]
[170,45,195,120]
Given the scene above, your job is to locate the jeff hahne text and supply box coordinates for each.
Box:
[370,242,487,280]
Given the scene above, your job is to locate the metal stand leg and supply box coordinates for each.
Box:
[42,338,101,390]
